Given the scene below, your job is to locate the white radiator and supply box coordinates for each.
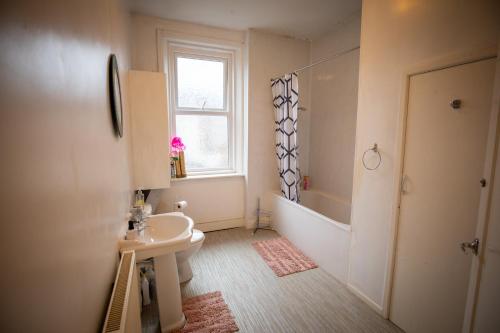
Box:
[102,250,141,333]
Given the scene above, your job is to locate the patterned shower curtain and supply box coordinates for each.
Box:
[271,73,300,202]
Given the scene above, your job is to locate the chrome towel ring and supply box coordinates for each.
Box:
[362,143,381,171]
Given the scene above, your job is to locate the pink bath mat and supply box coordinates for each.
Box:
[178,291,239,333]
[252,237,318,277]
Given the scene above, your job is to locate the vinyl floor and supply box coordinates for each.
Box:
[142,227,402,333]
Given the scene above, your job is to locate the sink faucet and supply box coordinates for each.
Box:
[130,207,150,233]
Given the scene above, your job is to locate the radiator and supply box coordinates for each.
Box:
[102,250,141,333]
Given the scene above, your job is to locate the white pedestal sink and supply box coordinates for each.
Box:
[119,213,193,332]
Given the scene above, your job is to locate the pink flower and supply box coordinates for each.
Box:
[170,136,186,154]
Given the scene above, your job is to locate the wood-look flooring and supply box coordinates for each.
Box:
[142,228,402,333]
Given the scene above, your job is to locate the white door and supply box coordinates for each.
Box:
[390,58,496,333]
[472,58,500,333]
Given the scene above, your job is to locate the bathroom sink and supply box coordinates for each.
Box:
[119,212,194,332]
[120,212,194,261]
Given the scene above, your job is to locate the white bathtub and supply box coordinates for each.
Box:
[299,190,351,224]
[270,190,351,283]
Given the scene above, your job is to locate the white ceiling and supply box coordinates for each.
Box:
[126,0,361,40]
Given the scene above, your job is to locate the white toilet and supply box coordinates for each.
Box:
[175,229,205,283]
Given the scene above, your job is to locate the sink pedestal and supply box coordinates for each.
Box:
[154,253,185,332]
[119,213,193,332]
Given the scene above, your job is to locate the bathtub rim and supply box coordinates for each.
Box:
[271,192,352,232]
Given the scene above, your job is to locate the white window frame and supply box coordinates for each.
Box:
[164,40,240,176]
[173,52,229,112]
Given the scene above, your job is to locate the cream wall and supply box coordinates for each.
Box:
[156,176,245,226]
[350,0,500,312]
[247,30,310,224]
[308,14,360,205]
[129,14,247,226]
[0,0,132,332]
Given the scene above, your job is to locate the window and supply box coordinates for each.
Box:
[166,42,240,175]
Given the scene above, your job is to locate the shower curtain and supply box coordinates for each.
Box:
[271,73,300,202]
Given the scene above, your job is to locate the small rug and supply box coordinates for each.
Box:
[252,237,318,277]
[178,291,239,333]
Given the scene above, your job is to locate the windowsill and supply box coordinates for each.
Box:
[171,173,245,182]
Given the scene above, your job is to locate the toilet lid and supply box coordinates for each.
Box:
[191,229,205,244]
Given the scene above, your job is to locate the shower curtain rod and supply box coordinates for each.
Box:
[270,46,360,81]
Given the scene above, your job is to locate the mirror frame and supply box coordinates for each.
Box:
[109,54,124,137]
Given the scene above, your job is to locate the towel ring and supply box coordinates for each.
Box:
[362,143,381,171]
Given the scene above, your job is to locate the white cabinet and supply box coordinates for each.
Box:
[128,70,170,189]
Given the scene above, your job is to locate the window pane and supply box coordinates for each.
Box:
[176,115,229,170]
[176,57,225,109]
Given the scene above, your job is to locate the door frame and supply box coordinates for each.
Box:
[382,46,498,333]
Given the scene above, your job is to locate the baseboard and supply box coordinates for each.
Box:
[347,283,384,316]
[195,218,245,232]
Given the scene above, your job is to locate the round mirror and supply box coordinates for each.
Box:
[109,54,123,137]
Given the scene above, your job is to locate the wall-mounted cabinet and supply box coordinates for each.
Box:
[128,70,170,189]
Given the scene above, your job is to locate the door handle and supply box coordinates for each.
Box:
[461,238,480,256]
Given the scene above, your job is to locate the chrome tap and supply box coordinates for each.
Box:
[130,207,150,232]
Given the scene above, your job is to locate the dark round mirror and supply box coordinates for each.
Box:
[109,54,123,137]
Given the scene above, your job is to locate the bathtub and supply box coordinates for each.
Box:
[269,190,351,283]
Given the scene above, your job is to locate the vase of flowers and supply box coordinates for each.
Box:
[170,136,186,178]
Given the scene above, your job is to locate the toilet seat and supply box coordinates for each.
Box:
[191,229,205,244]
